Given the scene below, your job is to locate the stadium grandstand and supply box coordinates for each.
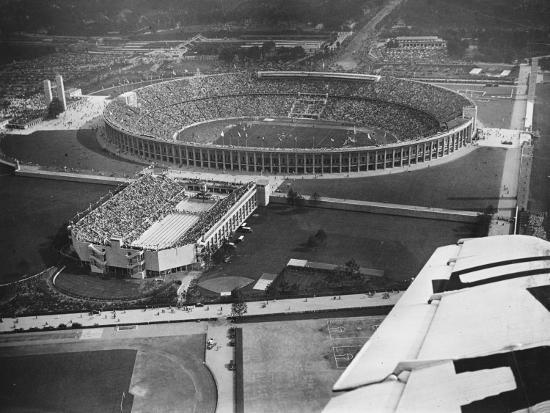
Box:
[68,172,259,278]
[102,71,477,175]
[324,235,550,412]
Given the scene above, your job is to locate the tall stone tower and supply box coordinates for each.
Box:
[55,74,67,111]
[43,79,53,104]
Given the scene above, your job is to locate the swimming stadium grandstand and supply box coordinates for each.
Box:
[68,172,259,278]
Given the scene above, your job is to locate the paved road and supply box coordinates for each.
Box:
[488,62,537,235]
[0,292,401,333]
[205,320,235,413]
[336,0,403,70]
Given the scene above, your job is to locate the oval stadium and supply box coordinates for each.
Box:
[103,71,477,175]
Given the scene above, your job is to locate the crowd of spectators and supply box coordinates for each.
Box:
[72,174,255,250]
[104,71,470,144]
[324,97,438,140]
[380,47,448,64]
[0,52,126,125]
[72,174,188,245]
[0,52,122,100]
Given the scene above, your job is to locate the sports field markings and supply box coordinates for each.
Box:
[117,325,138,331]
[80,328,104,340]
[327,320,370,340]
[332,345,362,369]
[458,89,486,97]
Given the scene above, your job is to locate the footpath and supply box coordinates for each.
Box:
[0,292,401,333]
[488,62,537,236]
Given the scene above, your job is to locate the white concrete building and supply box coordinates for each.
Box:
[69,173,259,278]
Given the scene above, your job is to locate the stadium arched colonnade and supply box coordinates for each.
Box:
[103,71,477,175]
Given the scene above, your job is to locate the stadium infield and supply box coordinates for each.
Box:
[286,146,506,211]
[241,316,384,413]
[179,118,398,148]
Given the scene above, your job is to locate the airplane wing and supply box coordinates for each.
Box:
[325,235,550,412]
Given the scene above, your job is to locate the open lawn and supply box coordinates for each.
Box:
[529,81,550,213]
[54,272,171,300]
[242,316,383,413]
[433,83,516,129]
[0,164,114,284]
[286,147,506,211]
[200,204,477,290]
[0,349,137,413]
[0,129,143,177]
[0,331,216,413]
[475,98,515,129]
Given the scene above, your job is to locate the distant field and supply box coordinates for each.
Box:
[0,350,136,413]
[200,204,477,289]
[528,81,550,213]
[0,129,143,177]
[287,147,506,211]
[0,164,113,284]
[433,84,516,129]
[242,316,383,413]
[438,83,516,98]
[180,118,397,148]
[0,332,216,413]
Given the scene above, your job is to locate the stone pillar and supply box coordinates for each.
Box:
[55,74,67,111]
[43,80,53,105]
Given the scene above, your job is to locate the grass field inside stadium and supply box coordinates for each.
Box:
[0,349,137,413]
[241,316,383,413]
[199,204,477,292]
[179,118,399,148]
[287,146,507,212]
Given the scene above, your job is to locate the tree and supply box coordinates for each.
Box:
[315,229,327,245]
[219,46,236,62]
[261,40,276,57]
[231,288,247,318]
[344,258,360,277]
[291,46,305,59]
[307,228,327,248]
[287,188,299,205]
[47,97,64,119]
[246,45,261,60]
